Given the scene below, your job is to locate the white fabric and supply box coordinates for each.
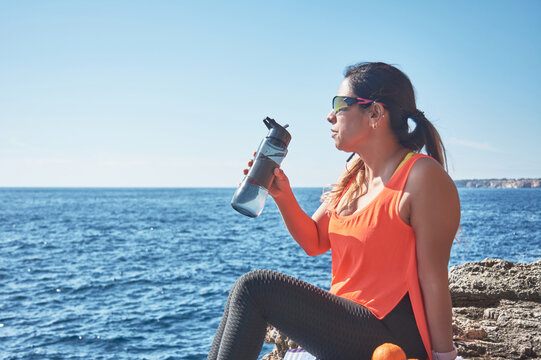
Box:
[283,348,317,360]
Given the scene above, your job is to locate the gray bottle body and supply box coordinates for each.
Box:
[231,118,291,217]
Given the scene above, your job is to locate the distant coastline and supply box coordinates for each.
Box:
[455,178,541,188]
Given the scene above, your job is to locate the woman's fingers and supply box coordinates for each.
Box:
[274,167,289,180]
[248,159,253,167]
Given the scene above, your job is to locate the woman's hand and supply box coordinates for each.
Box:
[243,153,292,200]
[268,167,291,199]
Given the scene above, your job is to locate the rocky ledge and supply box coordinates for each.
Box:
[263,258,541,359]
[450,258,540,359]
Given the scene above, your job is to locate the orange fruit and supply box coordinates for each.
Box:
[371,343,407,360]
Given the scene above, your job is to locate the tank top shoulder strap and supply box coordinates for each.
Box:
[331,152,433,210]
[392,151,416,177]
[387,152,432,191]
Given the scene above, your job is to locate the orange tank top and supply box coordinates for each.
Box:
[328,153,433,359]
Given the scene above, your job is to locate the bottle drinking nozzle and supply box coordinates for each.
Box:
[231,117,292,217]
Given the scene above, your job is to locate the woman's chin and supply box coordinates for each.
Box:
[333,141,347,152]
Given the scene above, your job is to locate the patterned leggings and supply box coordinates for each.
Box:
[207,269,427,360]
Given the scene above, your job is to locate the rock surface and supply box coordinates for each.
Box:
[262,324,299,360]
[450,258,540,359]
[263,258,541,359]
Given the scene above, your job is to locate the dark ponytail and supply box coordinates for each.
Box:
[399,109,447,170]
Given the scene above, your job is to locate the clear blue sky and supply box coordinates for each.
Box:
[1,0,540,187]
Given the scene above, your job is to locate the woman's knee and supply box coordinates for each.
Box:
[234,269,269,289]
[231,269,282,299]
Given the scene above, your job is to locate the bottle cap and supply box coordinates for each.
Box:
[263,117,291,147]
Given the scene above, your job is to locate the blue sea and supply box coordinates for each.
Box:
[1,188,540,359]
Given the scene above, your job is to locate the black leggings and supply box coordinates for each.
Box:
[207,270,427,360]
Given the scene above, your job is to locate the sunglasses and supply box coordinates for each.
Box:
[332,96,384,113]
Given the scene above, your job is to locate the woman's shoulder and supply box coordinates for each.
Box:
[405,156,460,230]
[406,155,457,196]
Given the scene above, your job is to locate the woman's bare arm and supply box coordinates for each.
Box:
[408,158,461,353]
[270,168,331,256]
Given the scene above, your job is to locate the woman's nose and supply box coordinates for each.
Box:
[327,110,336,124]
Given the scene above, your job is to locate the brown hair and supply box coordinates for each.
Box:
[325,62,447,211]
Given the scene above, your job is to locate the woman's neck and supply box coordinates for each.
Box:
[358,144,409,185]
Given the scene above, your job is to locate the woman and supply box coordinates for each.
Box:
[208,62,460,360]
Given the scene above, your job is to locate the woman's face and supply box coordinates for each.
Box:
[327,78,372,153]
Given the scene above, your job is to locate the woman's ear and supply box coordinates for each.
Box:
[372,102,384,120]
[369,103,385,129]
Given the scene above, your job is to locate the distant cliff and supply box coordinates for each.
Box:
[455,178,541,188]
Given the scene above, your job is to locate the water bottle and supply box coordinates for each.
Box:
[231,117,291,217]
